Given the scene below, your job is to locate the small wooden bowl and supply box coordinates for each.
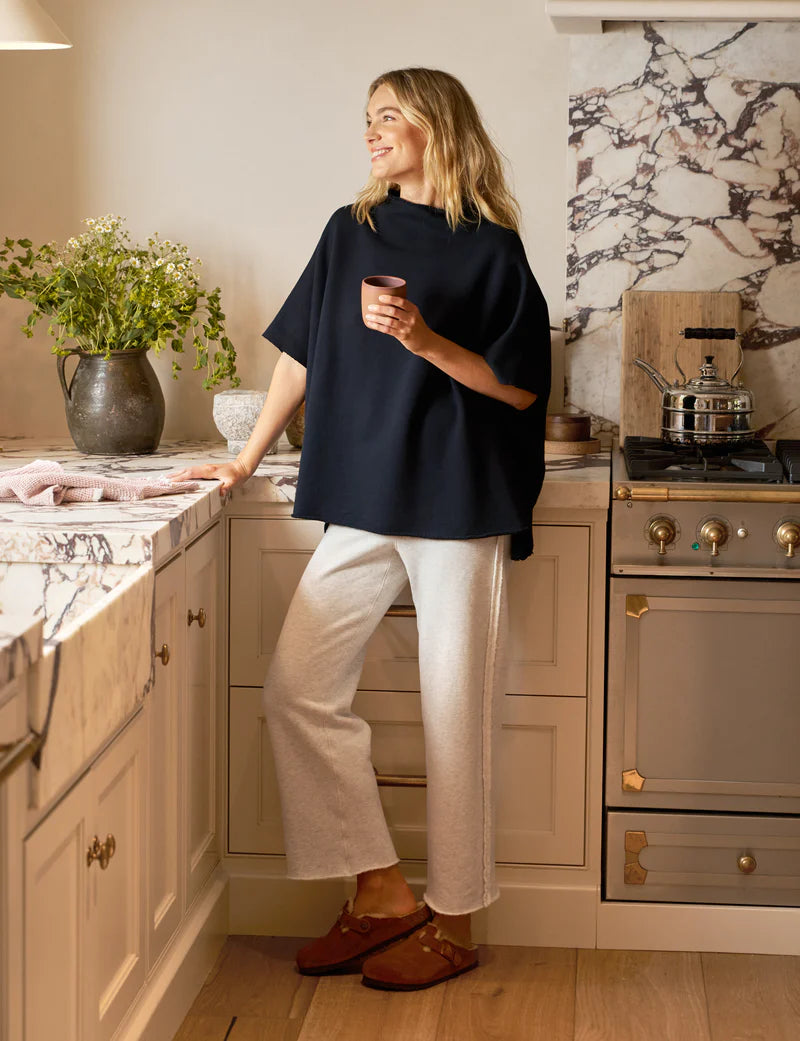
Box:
[546,412,592,442]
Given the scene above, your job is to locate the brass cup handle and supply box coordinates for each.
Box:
[737,854,757,874]
[155,643,170,666]
[648,516,676,556]
[86,833,116,870]
[187,607,207,628]
[775,522,800,559]
[700,519,727,558]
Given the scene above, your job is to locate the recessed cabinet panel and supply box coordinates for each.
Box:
[86,715,146,1041]
[229,518,324,687]
[607,811,800,906]
[24,782,85,1041]
[506,525,590,697]
[228,686,586,867]
[496,696,586,865]
[24,712,146,1041]
[228,687,285,855]
[184,526,220,906]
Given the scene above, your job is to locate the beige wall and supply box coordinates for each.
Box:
[0,0,568,440]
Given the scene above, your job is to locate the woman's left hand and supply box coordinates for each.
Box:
[364,295,432,355]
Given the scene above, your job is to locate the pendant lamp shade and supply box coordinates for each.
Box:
[0,0,71,49]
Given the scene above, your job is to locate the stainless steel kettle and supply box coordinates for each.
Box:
[634,330,755,445]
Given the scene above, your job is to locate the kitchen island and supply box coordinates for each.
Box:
[0,437,610,1041]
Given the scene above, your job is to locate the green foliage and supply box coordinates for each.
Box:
[0,215,240,389]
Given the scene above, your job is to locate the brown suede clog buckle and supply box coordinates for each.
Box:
[361,922,479,991]
[295,900,432,976]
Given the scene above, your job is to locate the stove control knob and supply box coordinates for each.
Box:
[647,516,676,556]
[775,521,800,559]
[700,519,728,557]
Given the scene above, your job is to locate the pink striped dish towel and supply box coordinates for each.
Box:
[0,460,200,506]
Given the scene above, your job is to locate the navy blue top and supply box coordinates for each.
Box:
[263,192,551,559]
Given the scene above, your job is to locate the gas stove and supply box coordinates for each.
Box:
[611,437,800,576]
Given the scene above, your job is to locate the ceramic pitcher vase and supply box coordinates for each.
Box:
[57,347,165,455]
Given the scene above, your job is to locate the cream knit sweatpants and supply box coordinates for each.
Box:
[261,523,510,916]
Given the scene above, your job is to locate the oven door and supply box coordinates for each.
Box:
[606,576,800,814]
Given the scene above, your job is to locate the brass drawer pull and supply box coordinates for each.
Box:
[385,604,416,618]
[86,833,116,870]
[374,772,427,788]
[188,607,207,628]
[738,854,757,874]
[155,643,170,666]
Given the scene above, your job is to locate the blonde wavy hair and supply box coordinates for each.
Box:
[352,67,520,234]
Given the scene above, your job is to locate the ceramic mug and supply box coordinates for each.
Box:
[362,276,406,327]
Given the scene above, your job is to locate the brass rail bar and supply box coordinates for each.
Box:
[375,773,427,788]
[614,485,800,504]
[384,604,417,617]
[0,732,42,786]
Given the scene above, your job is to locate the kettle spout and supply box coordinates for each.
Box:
[633,357,670,393]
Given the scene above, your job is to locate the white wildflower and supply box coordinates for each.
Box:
[155,257,165,266]
[166,262,175,273]
[67,237,78,248]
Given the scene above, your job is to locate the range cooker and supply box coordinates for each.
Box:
[605,437,800,907]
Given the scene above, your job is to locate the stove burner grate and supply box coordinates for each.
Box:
[776,441,800,484]
[623,437,785,483]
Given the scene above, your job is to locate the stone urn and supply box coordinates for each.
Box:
[212,389,277,455]
[57,347,165,455]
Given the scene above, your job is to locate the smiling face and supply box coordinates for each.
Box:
[365,83,429,193]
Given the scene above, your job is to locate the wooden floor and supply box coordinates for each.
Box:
[172,934,800,1041]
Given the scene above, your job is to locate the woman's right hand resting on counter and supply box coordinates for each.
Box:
[167,458,250,495]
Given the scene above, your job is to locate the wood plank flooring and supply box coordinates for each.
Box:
[172,936,800,1041]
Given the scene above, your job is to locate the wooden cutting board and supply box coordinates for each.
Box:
[620,290,743,441]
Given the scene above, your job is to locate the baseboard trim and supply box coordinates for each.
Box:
[226,862,598,949]
[597,899,800,955]
[115,869,229,1041]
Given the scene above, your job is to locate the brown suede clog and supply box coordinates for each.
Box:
[361,922,479,991]
[295,899,432,976]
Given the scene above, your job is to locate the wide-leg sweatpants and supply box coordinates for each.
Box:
[261,523,510,916]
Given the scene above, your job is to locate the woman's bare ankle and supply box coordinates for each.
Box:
[353,865,418,917]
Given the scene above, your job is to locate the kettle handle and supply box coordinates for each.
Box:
[56,350,82,403]
[675,330,743,384]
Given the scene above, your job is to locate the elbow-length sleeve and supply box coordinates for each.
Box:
[479,236,551,399]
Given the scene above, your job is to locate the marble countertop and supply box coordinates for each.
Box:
[0,438,610,566]
[0,438,300,565]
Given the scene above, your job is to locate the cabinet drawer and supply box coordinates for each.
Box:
[606,811,800,906]
[229,519,590,697]
[228,687,586,866]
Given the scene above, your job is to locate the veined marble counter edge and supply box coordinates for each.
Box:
[0,438,610,565]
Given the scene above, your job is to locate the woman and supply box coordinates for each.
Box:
[171,67,550,991]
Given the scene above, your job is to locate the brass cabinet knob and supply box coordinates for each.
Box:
[86,833,116,870]
[155,643,170,666]
[187,607,207,628]
[700,519,728,557]
[647,516,676,555]
[737,854,757,874]
[775,521,800,559]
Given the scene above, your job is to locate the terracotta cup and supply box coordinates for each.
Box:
[362,276,406,326]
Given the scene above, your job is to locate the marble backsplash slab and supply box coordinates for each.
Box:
[566,21,800,437]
